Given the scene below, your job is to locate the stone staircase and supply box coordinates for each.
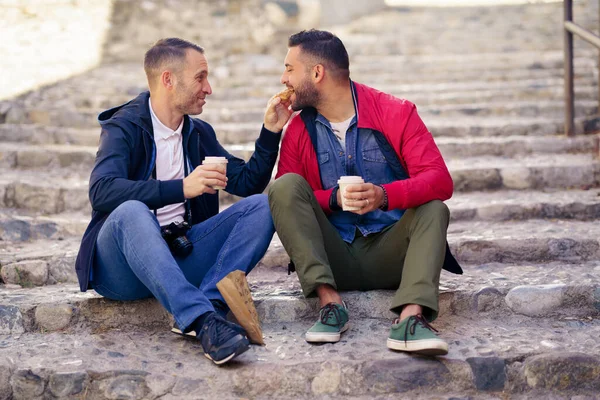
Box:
[2,1,600,399]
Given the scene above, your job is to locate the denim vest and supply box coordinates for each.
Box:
[315,114,405,243]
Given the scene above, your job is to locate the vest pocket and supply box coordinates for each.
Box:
[362,147,391,184]
[318,151,330,165]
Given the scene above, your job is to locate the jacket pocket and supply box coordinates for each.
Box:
[362,147,387,163]
[318,151,330,165]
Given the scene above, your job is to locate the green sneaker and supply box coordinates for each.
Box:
[387,314,448,356]
[305,302,349,343]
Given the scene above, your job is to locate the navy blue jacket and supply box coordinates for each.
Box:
[75,92,281,291]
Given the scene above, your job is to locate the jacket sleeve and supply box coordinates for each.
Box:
[382,104,453,210]
[212,124,282,197]
[88,122,184,213]
[275,120,334,214]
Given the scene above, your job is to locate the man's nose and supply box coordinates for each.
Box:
[204,79,212,95]
[280,73,287,85]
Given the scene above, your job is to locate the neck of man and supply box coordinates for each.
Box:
[149,91,184,131]
[316,82,355,123]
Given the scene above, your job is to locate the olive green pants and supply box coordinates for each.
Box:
[268,173,449,321]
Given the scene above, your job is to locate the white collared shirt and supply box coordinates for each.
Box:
[149,98,186,226]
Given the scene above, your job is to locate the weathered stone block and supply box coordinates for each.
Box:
[1,260,49,287]
[27,110,51,125]
[0,358,13,400]
[145,374,176,398]
[311,362,342,395]
[505,284,566,317]
[58,150,95,168]
[472,287,505,313]
[0,305,24,335]
[16,150,56,168]
[47,255,78,284]
[524,353,600,391]
[256,295,313,323]
[13,183,61,214]
[48,372,88,397]
[466,357,506,391]
[35,304,74,332]
[95,371,150,400]
[11,369,45,400]
[452,169,502,192]
[501,167,532,189]
[0,220,31,242]
[62,187,92,212]
[171,378,205,397]
[362,358,450,393]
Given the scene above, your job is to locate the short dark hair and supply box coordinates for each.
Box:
[288,29,350,82]
[144,38,204,87]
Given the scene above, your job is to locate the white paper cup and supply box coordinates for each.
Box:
[202,156,228,190]
[337,176,364,211]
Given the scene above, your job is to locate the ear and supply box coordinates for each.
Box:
[312,64,325,84]
[160,70,174,90]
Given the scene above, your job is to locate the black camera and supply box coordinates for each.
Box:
[161,221,193,258]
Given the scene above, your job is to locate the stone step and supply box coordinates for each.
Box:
[2,134,596,171]
[222,50,597,77]
[3,66,597,126]
[2,259,600,333]
[209,76,599,102]
[2,217,600,287]
[448,153,600,191]
[0,210,89,242]
[2,187,599,247]
[3,114,587,143]
[149,118,582,145]
[1,153,599,214]
[1,185,599,242]
[4,52,595,108]
[6,82,598,130]
[204,83,600,111]
[215,64,599,90]
[1,315,599,399]
[0,124,99,146]
[200,100,600,125]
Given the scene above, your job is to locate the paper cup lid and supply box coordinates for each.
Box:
[338,176,364,184]
[203,156,228,164]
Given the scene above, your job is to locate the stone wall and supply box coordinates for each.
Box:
[0,0,113,100]
[102,0,301,64]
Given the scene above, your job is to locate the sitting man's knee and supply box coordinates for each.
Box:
[246,194,273,219]
[268,173,310,204]
[417,200,449,222]
[112,200,152,221]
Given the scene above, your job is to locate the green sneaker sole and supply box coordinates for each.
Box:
[305,323,349,343]
[387,338,448,356]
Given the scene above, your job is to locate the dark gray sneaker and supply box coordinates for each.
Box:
[171,300,232,337]
[198,313,250,365]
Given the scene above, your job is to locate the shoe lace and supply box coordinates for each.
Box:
[205,315,240,343]
[394,314,438,344]
[320,303,343,327]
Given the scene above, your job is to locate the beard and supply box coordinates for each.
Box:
[291,78,320,111]
[173,80,204,116]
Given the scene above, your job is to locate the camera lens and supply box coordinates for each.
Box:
[171,235,193,258]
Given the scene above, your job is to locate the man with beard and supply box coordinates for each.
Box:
[268,30,462,355]
[75,38,292,365]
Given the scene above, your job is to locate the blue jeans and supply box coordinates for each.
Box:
[92,194,274,331]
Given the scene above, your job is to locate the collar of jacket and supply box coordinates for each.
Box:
[97,91,195,151]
